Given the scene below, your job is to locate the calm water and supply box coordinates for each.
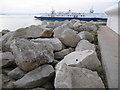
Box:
[0,15,42,31]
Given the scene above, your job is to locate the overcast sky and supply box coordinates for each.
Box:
[0,0,119,14]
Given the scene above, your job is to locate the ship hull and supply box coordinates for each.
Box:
[34,16,107,21]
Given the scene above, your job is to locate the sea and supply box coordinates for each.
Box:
[0,15,42,32]
[0,13,107,32]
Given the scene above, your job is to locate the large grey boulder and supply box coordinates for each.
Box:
[73,20,82,31]
[31,38,62,51]
[54,48,74,60]
[10,39,54,71]
[53,26,66,38]
[78,31,94,42]
[1,29,10,36]
[62,20,74,29]
[79,21,98,32]
[13,65,54,88]
[1,52,15,68]
[0,32,14,52]
[54,21,63,28]
[10,25,53,40]
[60,29,81,47]
[75,40,96,51]
[54,64,105,88]
[56,50,101,71]
[8,67,27,80]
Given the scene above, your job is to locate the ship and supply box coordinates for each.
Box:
[34,9,107,21]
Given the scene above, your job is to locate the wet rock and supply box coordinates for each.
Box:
[13,65,54,88]
[60,29,80,47]
[56,50,101,71]
[75,40,96,51]
[78,31,94,42]
[54,64,105,88]
[8,67,27,80]
[54,48,74,60]
[31,38,62,51]
[10,39,54,71]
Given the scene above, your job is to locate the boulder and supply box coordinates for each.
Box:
[39,28,53,38]
[54,64,105,88]
[54,21,63,28]
[8,67,27,80]
[60,29,81,47]
[79,22,98,32]
[62,21,74,29]
[75,40,96,51]
[10,39,54,71]
[56,50,101,71]
[1,52,15,68]
[53,26,66,38]
[2,74,15,88]
[13,65,54,88]
[47,21,55,28]
[2,29,10,36]
[0,32,14,52]
[78,31,94,42]
[31,38,62,51]
[10,25,53,40]
[73,20,82,30]
[54,48,74,60]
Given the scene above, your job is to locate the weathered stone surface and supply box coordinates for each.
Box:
[54,64,105,88]
[2,29,10,36]
[10,39,54,71]
[42,80,54,89]
[73,20,82,30]
[79,22,98,32]
[31,38,62,51]
[13,65,54,88]
[78,31,94,42]
[1,52,15,68]
[60,29,81,47]
[56,50,101,70]
[2,74,14,88]
[53,26,66,38]
[8,67,27,80]
[10,25,54,40]
[75,40,96,51]
[39,28,53,38]
[54,48,74,60]
[54,21,63,28]
[52,59,59,67]
[0,32,14,52]
[62,21,74,29]
[29,88,46,90]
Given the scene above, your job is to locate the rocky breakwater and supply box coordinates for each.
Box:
[0,20,106,89]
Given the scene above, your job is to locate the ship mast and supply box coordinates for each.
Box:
[89,6,94,13]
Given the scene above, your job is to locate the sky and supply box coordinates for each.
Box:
[0,0,119,14]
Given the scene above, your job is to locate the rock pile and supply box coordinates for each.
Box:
[1,20,105,89]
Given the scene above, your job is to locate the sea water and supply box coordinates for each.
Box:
[0,15,42,31]
[0,13,106,32]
